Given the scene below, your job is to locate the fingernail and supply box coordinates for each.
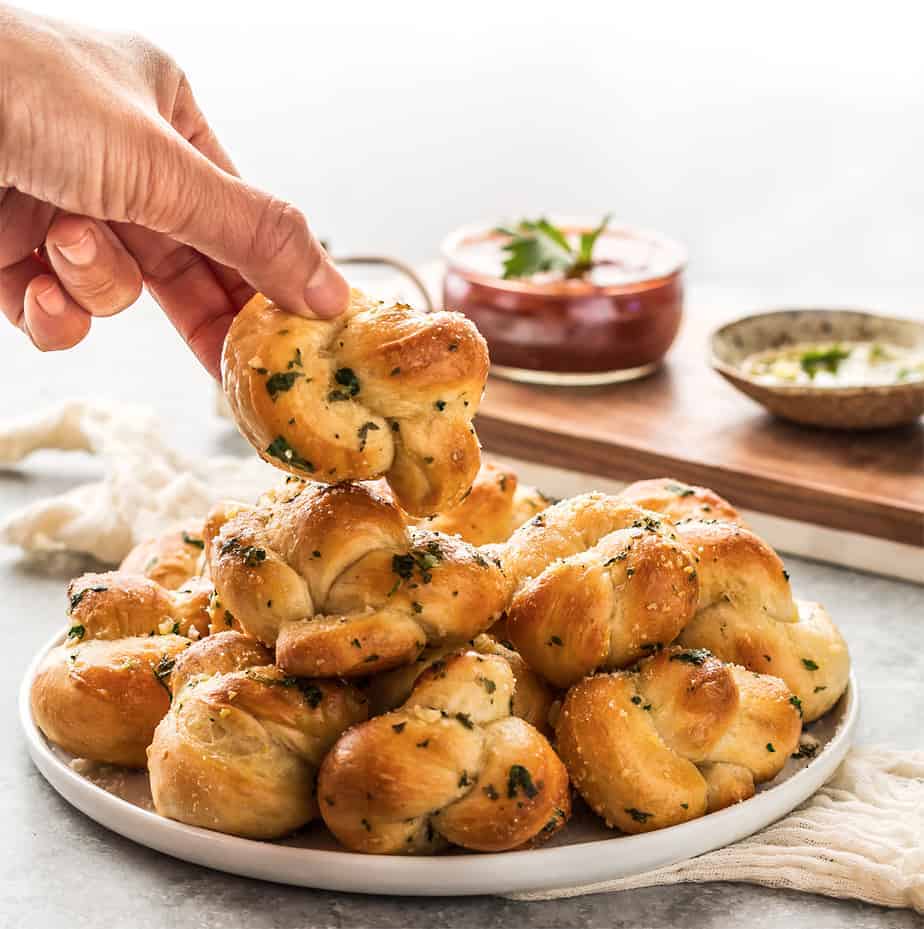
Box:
[34,280,69,317]
[55,228,98,267]
[304,261,349,318]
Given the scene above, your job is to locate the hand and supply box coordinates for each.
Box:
[0,6,350,377]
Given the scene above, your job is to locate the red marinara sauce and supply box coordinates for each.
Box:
[442,221,686,385]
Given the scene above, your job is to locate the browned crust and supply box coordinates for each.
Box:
[31,635,191,767]
[205,481,508,679]
[147,637,368,839]
[506,516,699,687]
[318,652,570,854]
[415,461,552,545]
[66,571,211,641]
[119,521,207,589]
[221,290,488,515]
[555,647,801,834]
[619,477,745,526]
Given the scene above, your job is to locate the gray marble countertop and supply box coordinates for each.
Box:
[2,300,922,928]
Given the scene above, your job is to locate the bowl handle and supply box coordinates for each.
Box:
[334,254,434,313]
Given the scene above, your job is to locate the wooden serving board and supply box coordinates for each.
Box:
[473,297,924,549]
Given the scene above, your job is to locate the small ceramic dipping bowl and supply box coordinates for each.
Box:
[711,308,924,430]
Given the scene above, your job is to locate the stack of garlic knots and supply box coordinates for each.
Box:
[32,285,850,855]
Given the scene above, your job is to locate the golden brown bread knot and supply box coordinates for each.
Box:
[500,491,849,717]
[148,632,369,840]
[618,477,746,526]
[222,290,489,516]
[31,634,190,767]
[205,480,508,678]
[167,628,273,693]
[500,493,658,590]
[65,570,211,642]
[674,520,849,721]
[318,650,570,854]
[503,496,699,688]
[410,461,552,545]
[555,646,802,834]
[364,633,557,736]
[119,521,207,589]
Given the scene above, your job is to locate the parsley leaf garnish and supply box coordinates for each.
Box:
[507,764,539,799]
[497,214,611,280]
[68,584,108,613]
[153,654,176,701]
[574,213,612,277]
[391,542,443,587]
[477,675,496,694]
[244,670,324,707]
[265,436,315,473]
[800,345,850,378]
[328,367,361,402]
[266,371,303,399]
[220,538,266,567]
[625,807,653,824]
[669,648,711,666]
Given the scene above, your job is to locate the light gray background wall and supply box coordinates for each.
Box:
[22,0,924,298]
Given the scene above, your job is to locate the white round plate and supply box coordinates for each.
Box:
[21,630,858,896]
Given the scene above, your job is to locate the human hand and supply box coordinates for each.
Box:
[0,5,350,377]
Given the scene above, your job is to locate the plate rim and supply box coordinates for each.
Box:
[20,628,859,896]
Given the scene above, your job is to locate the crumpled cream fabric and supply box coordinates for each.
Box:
[0,400,275,563]
[507,746,924,912]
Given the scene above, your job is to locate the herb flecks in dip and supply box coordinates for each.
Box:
[743,341,924,388]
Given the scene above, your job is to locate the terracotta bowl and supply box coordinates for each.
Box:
[710,309,924,430]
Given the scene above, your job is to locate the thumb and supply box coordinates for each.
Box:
[134,124,349,318]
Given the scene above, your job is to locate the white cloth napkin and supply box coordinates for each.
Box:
[0,400,275,563]
[506,746,924,912]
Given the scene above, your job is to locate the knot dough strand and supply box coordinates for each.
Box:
[614,479,848,718]
[499,490,850,717]
[501,495,699,688]
[410,461,553,545]
[617,477,746,526]
[206,480,509,677]
[31,634,191,767]
[673,519,850,721]
[555,647,802,834]
[221,291,489,516]
[119,520,207,590]
[148,632,369,840]
[364,633,557,736]
[32,566,213,766]
[318,651,570,853]
[500,493,662,591]
[507,514,699,688]
[65,570,212,641]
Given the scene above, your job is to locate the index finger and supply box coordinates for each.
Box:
[113,222,251,379]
